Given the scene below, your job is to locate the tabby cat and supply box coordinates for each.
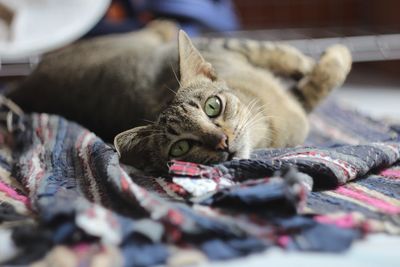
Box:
[7,21,352,173]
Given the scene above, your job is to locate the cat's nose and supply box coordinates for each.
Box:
[215,134,228,151]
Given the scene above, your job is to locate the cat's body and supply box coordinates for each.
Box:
[7,21,351,173]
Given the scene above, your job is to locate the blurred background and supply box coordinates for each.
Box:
[0,0,399,117]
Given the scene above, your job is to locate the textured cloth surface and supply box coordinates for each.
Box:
[0,99,399,266]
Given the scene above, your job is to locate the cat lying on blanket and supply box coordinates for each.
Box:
[7,21,352,173]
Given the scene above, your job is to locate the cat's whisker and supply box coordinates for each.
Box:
[247,116,276,134]
[237,113,250,136]
[236,117,271,146]
[243,104,285,130]
[241,118,266,134]
[164,84,177,96]
[238,111,253,135]
[238,112,272,141]
[169,62,182,88]
[240,99,256,119]
[236,111,248,134]
[247,111,270,126]
[245,117,266,128]
[237,98,259,133]
[240,104,266,130]
[245,99,259,116]
[142,119,156,124]
[246,99,264,120]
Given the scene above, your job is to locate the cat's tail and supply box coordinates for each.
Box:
[290,44,352,113]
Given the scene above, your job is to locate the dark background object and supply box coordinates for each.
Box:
[232,0,400,79]
[233,0,400,31]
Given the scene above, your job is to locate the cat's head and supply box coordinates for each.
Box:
[114,30,253,173]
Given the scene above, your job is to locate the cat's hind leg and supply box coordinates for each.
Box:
[197,38,316,79]
[244,41,316,79]
[291,44,352,112]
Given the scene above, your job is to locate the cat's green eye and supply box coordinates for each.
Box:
[204,96,222,118]
[169,140,191,157]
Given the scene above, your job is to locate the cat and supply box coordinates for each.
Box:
[7,21,352,174]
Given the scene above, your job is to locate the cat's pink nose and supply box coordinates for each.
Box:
[215,134,228,150]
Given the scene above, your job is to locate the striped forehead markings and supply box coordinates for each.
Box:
[166,125,179,136]
[180,104,188,113]
[187,100,199,108]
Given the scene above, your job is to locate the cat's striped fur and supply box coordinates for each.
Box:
[7,21,351,173]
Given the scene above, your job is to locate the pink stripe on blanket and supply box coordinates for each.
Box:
[315,214,372,233]
[335,186,400,214]
[277,235,290,247]
[380,169,400,179]
[316,214,358,229]
[0,180,29,205]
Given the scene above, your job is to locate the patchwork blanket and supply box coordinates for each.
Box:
[0,97,399,266]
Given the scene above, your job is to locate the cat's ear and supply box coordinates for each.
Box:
[178,30,217,87]
[114,125,158,170]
